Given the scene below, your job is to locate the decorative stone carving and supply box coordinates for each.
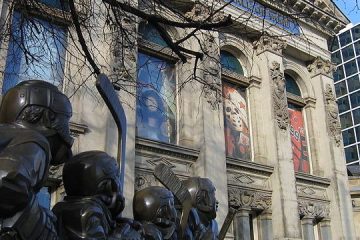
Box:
[185,2,227,22]
[298,201,330,219]
[271,61,289,130]
[324,84,342,147]
[135,172,157,191]
[228,188,272,210]
[307,57,336,77]
[233,174,255,184]
[253,34,287,55]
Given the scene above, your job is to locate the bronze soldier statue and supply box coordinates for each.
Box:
[53,151,143,240]
[0,80,73,240]
[182,177,219,240]
[133,186,178,240]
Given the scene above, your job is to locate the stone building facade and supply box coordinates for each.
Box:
[0,0,357,239]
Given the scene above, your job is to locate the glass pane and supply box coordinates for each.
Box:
[352,25,360,41]
[220,50,244,75]
[285,74,301,96]
[347,74,360,92]
[335,81,347,97]
[343,128,356,145]
[338,96,350,113]
[355,41,360,56]
[350,91,360,108]
[138,23,168,47]
[40,0,69,10]
[36,187,51,209]
[339,30,352,47]
[340,112,353,128]
[342,45,355,62]
[356,126,360,141]
[333,65,345,82]
[3,12,67,93]
[344,60,357,77]
[223,82,251,160]
[354,109,360,125]
[136,53,176,143]
[345,145,358,163]
[288,106,310,173]
[329,36,339,52]
[331,51,342,65]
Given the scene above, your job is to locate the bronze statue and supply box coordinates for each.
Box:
[53,151,142,240]
[133,186,178,240]
[0,80,73,240]
[182,177,219,240]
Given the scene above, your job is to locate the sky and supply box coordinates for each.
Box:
[334,0,360,24]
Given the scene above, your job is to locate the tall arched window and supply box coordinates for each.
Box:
[136,23,177,144]
[285,74,310,173]
[221,50,251,160]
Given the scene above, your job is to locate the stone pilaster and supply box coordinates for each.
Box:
[253,35,301,239]
[307,57,356,239]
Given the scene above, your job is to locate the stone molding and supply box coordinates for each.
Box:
[228,188,272,211]
[324,84,342,147]
[253,34,287,56]
[298,200,330,219]
[307,57,336,77]
[226,158,274,176]
[271,61,289,130]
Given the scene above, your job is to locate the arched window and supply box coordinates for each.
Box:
[221,50,251,160]
[136,23,177,144]
[285,74,310,173]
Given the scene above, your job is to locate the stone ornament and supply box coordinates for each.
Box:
[298,201,330,219]
[307,57,336,77]
[324,84,342,147]
[228,188,272,211]
[271,61,289,130]
[184,2,227,22]
[253,34,287,56]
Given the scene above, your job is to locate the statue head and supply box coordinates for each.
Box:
[63,151,124,217]
[0,80,73,164]
[183,177,218,221]
[133,186,177,239]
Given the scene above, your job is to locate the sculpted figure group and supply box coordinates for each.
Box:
[0,80,223,240]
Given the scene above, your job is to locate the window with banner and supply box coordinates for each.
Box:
[221,50,251,160]
[285,74,310,173]
[136,24,177,144]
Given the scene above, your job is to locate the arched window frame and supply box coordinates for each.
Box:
[136,22,181,144]
[221,49,252,161]
[285,72,312,174]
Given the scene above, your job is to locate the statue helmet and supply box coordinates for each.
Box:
[0,80,73,147]
[182,177,218,220]
[133,186,177,239]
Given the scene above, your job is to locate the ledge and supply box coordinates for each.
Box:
[295,172,331,187]
[226,158,274,176]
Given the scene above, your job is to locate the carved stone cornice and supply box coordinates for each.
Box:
[271,61,289,130]
[324,84,342,147]
[228,188,272,211]
[307,57,336,78]
[253,34,287,56]
[298,200,330,219]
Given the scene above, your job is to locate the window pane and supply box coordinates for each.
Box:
[342,45,355,62]
[344,60,357,77]
[334,65,345,82]
[220,50,244,75]
[223,82,251,160]
[356,126,360,141]
[352,25,360,41]
[340,112,353,128]
[40,0,69,10]
[335,81,347,97]
[354,109,360,125]
[347,75,360,92]
[338,96,350,113]
[331,51,342,65]
[139,23,168,47]
[343,128,356,145]
[345,145,358,163]
[339,30,352,46]
[329,37,339,52]
[285,74,301,96]
[350,91,360,108]
[3,12,67,93]
[355,41,360,56]
[136,53,176,143]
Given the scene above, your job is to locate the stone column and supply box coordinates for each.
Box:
[258,211,273,240]
[234,208,252,240]
[301,216,315,240]
[307,57,356,239]
[318,218,332,240]
[253,34,301,239]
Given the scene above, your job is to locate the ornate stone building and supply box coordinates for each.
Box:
[0,0,357,239]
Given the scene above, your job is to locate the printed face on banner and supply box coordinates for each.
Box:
[223,82,251,160]
[288,106,309,173]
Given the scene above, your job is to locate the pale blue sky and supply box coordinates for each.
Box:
[334,0,360,24]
